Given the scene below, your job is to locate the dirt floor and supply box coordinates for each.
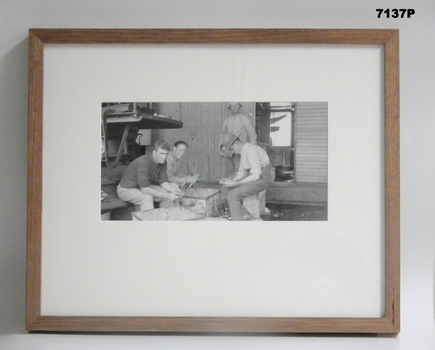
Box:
[261,203,327,221]
[110,202,327,221]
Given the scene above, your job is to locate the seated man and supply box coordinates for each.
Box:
[117,140,182,211]
[166,141,201,187]
[219,133,272,221]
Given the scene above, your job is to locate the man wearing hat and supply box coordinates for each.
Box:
[220,102,257,176]
[219,132,272,221]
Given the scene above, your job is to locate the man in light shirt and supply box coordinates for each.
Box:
[219,132,272,221]
[166,141,200,187]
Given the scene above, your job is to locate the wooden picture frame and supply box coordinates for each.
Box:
[27,29,400,334]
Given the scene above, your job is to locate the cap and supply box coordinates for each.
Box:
[227,102,242,109]
[220,132,239,151]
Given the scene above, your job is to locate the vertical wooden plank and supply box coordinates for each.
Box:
[204,102,211,182]
[207,102,213,181]
[27,30,44,330]
[200,102,209,180]
[215,102,225,180]
[208,102,226,182]
[218,102,228,179]
[384,31,400,333]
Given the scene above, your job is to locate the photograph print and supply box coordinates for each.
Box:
[101,102,327,221]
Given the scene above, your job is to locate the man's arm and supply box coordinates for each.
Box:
[166,156,190,185]
[161,181,180,194]
[233,163,247,181]
[159,165,183,198]
[223,149,261,188]
[223,173,260,188]
[167,168,196,186]
[167,173,189,185]
[140,184,180,201]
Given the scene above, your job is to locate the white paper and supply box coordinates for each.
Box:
[41,44,384,317]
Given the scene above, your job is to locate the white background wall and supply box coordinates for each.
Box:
[1,0,434,349]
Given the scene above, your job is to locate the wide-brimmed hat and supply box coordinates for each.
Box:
[227,102,242,109]
[220,132,239,151]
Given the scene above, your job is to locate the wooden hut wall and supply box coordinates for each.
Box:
[154,102,255,182]
[294,102,328,183]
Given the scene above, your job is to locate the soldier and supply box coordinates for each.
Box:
[219,132,272,221]
[219,102,257,176]
[166,141,201,187]
[117,140,182,211]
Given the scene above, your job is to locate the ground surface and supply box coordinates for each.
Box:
[262,203,327,221]
[110,202,327,221]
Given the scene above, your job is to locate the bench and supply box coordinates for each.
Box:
[101,181,134,219]
[242,190,268,219]
[101,194,132,213]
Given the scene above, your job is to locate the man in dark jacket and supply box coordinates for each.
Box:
[117,140,182,210]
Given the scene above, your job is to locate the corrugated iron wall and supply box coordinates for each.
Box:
[149,102,327,184]
[154,102,255,182]
[294,102,328,183]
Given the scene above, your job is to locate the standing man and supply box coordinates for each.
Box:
[166,141,201,187]
[117,140,182,211]
[219,132,272,221]
[220,102,257,176]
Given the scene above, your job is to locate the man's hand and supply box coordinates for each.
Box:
[223,180,239,188]
[173,188,184,197]
[188,174,200,184]
[167,192,181,201]
[219,177,229,185]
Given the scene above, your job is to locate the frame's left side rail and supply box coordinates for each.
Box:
[27,31,45,330]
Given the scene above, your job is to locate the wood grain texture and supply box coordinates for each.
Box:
[28,316,397,334]
[27,31,44,331]
[27,29,400,335]
[29,28,398,45]
[383,31,400,333]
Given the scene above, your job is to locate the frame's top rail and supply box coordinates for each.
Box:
[29,28,398,45]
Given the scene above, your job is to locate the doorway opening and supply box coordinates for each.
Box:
[256,102,295,182]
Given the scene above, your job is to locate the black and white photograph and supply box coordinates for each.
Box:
[101,101,327,221]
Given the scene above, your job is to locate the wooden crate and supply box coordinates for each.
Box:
[181,187,222,217]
